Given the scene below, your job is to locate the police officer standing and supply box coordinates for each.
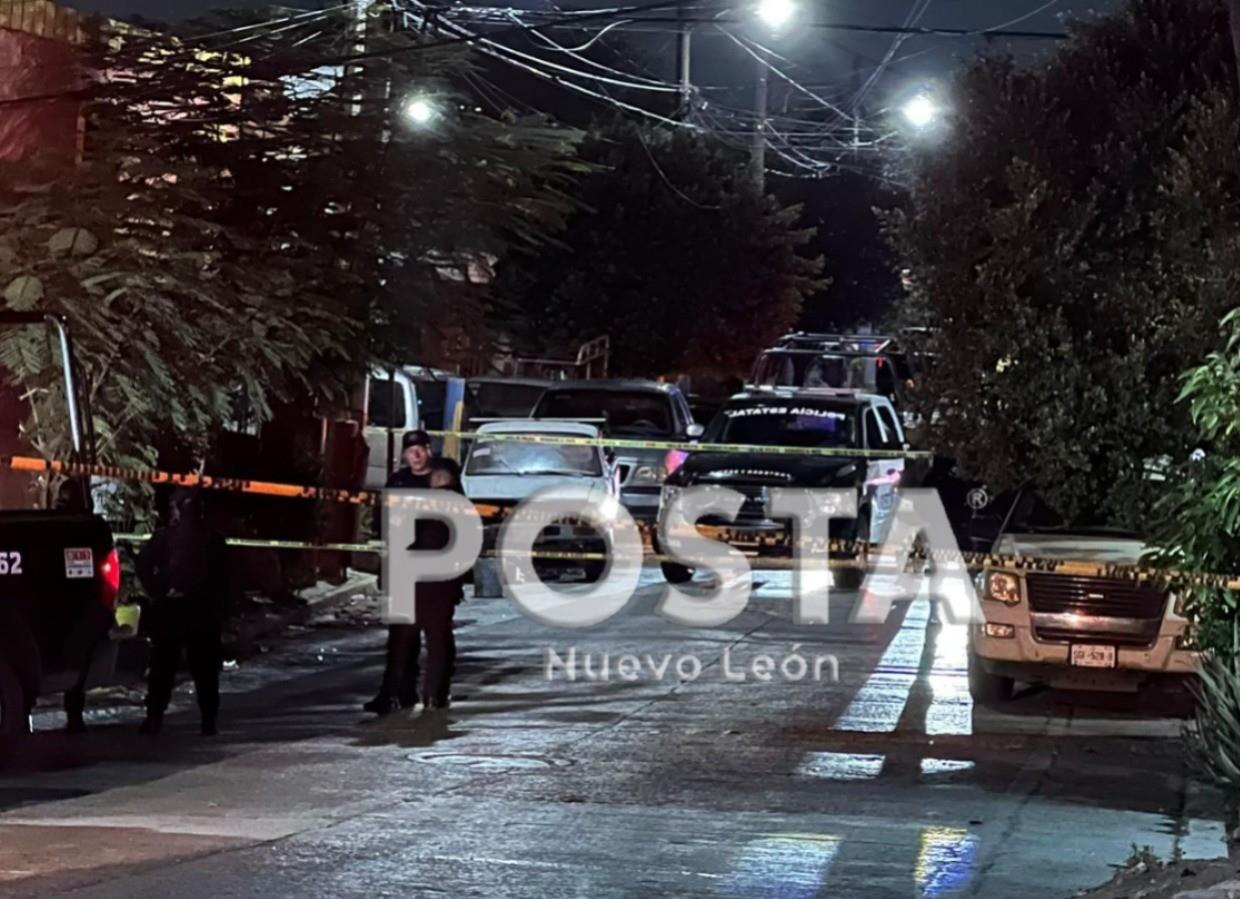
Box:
[136,488,232,736]
[364,430,434,713]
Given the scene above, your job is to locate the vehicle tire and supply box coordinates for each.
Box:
[0,656,28,766]
[661,561,694,584]
[968,651,1014,705]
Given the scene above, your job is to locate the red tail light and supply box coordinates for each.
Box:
[98,547,121,610]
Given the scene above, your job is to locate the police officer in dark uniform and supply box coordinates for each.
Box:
[402,458,466,710]
[364,430,434,713]
[136,488,232,736]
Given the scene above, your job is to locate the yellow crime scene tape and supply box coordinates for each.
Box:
[10,453,1240,590]
[426,429,935,461]
[5,455,376,505]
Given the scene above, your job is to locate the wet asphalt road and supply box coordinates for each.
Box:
[0,569,1225,898]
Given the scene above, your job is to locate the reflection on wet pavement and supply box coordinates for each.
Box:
[925,620,972,737]
[919,758,975,776]
[915,827,979,898]
[726,834,841,899]
[796,752,885,781]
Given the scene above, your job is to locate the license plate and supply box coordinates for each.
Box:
[1070,644,1117,668]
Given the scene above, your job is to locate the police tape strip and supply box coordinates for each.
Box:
[112,533,379,553]
[426,429,934,461]
[11,453,1239,589]
[110,530,1240,589]
[5,455,376,505]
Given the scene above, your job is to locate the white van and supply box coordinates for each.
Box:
[364,367,452,489]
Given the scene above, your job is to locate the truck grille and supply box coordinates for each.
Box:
[1026,574,1167,647]
[1026,574,1167,618]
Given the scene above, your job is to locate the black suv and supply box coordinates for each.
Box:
[656,388,911,589]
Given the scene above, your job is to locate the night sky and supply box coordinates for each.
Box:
[60,0,1118,83]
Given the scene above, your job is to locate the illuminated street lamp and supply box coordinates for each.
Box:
[902,92,941,130]
[755,0,796,29]
[400,94,438,128]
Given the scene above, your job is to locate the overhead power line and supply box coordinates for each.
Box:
[457,11,1069,40]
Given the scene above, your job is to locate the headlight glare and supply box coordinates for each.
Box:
[984,571,1021,606]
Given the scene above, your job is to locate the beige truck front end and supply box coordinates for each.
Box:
[969,534,1199,702]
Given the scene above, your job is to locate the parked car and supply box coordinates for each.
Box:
[531,380,702,522]
[656,387,911,589]
[969,489,1197,704]
[463,420,620,586]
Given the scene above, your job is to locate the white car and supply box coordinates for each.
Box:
[463,420,620,584]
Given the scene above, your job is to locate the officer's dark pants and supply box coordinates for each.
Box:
[382,598,455,706]
[145,600,222,724]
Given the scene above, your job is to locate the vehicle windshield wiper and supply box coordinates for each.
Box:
[526,469,597,478]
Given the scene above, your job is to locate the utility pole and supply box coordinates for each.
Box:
[675,2,692,118]
[750,50,768,190]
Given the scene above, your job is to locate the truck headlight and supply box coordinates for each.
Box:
[632,465,668,487]
[983,571,1021,606]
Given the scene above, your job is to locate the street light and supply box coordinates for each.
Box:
[901,92,940,129]
[755,0,796,29]
[400,94,438,128]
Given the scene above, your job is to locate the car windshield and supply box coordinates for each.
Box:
[466,438,602,477]
[707,403,857,448]
[752,352,898,397]
[536,390,674,436]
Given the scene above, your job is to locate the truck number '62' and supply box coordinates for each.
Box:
[0,552,23,575]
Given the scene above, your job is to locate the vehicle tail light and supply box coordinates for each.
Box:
[665,449,688,476]
[98,547,121,610]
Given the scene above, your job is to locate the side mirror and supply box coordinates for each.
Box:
[605,448,617,465]
[686,423,705,440]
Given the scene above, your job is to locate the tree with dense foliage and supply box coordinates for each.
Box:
[500,119,824,379]
[887,0,1235,523]
[0,7,580,494]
